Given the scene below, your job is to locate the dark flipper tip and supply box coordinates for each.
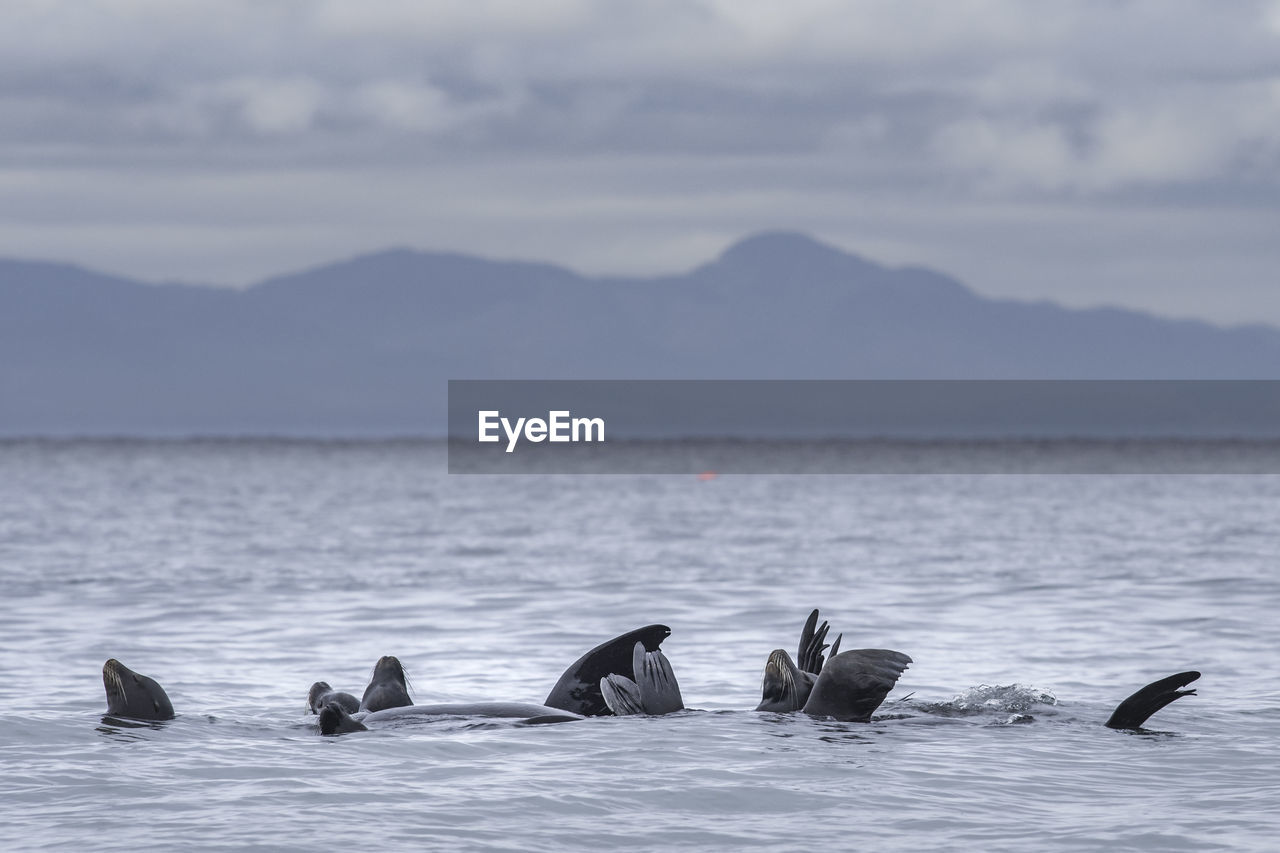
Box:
[1105,671,1201,730]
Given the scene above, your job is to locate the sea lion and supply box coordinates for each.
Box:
[756,648,816,713]
[319,701,368,735]
[544,624,673,716]
[307,681,359,715]
[360,656,413,712]
[756,609,842,712]
[600,641,684,715]
[756,610,910,722]
[317,626,677,734]
[102,659,175,721]
[1105,671,1200,730]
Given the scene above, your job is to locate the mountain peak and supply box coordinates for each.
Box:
[721,231,837,257]
[714,231,881,279]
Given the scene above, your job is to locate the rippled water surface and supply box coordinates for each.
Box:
[2,440,1278,851]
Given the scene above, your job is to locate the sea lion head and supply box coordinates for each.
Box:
[102,658,175,721]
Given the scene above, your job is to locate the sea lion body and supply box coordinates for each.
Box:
[365,702,583,723]
[318,701,582,734]
[307,681,360,715]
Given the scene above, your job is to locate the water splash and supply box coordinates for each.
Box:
[926,684,1059,716]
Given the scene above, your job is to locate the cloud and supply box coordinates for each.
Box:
[2,0,1280,322]
[221,77,326,135]
[2,0,1275,166]
[355,81,452,132]
[934,77,1280,193]
[934,120,1077,192]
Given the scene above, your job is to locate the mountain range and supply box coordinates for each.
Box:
[3,232,1278,435]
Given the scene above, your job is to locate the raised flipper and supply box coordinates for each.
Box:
[632,641,684,714]
[544,624,672,716]
[802,648,912,722]
[318,702,369,736]
[1104,671,1200,730]
[601,674,646,715]
[796,609,833,676]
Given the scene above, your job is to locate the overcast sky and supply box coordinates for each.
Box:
[3,0,1280,324]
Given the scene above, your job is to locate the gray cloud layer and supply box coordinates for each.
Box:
[3,1,1279,323]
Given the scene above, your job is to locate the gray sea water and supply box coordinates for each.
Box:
[1,440,1277,851]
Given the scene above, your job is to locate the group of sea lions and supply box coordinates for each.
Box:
[101,609,1201,734]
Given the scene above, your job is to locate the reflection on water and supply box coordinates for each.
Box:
[96,717,170,741]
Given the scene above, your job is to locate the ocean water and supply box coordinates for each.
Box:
[1,440,1277,851]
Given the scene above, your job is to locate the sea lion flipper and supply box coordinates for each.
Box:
[1104,671,1200,730]
[632,642,684,715]
[802,648,912,722]
[601,674,646,715]
[796,609,830,675]
[544,624,672,716]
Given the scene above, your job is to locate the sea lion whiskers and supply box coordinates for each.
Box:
[757,649,810,711]
[766,652,795,694]
[106,664,126,705]
[104,659,128,705]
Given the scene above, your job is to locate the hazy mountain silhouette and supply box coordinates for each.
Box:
[3,232,1279,434]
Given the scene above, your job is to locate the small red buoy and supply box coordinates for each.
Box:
[697,470,717,481]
